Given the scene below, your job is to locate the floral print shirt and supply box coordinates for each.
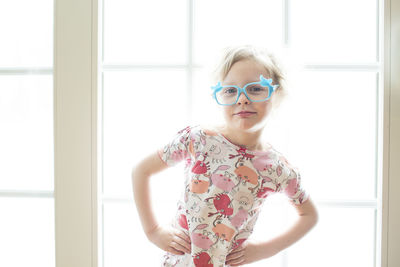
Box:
[157,125,309,267]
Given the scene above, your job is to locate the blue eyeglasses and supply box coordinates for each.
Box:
[210,74,279,106]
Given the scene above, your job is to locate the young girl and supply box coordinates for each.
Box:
[132,45,318,267]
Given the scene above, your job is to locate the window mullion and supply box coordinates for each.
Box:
[54,0,99,267]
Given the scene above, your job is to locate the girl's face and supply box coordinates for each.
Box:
[219,59,276,132]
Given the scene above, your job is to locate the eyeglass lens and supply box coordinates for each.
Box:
[215,84,270,105]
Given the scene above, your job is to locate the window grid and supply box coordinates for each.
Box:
[0,0,390,266]
[0,1,382,266]
[97,1,382,267]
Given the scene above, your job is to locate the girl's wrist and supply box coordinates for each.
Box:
[145,223,160,239]
[256,240,281,260]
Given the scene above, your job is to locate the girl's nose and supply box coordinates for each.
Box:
[237,92,250,105]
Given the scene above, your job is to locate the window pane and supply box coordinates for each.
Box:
[0,75,54,191]
[103,0,187,65]
[103,69,188,197]
[250,194,297,267]
[193,0,282,65]
[285,70,377,200]
[291,0,377,63]
[0,0,53,68]
[192,69,223,126]
[0,197,55,267]
[104,200,176,266]
[287,206,375,267]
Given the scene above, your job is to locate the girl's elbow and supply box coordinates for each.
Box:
[309,208,319,227]
[131,164,140,181]
[131,165,137,178]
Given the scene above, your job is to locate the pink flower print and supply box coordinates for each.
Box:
[284,178,298,197]
[170,149,188,162]
[193,251,213,267]
[252,155,274,172]
[210,173,236,192]
[178,214,189,230]
[191,224,214,249]
[230,208,248,228]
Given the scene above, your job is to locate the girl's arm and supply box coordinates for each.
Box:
[131,150,192,255]
[131,150,168,236]
[259,197,319,256]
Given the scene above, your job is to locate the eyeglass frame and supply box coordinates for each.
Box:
[210,74,279,106]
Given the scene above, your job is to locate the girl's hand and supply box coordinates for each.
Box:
[225,239,278,266]
[146,224,192,255]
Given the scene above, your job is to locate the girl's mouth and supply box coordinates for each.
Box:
[235,111,256,117]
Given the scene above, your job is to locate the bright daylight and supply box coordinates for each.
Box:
[0,0,399,267]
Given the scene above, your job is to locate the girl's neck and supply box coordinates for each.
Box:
[216,125,266,151]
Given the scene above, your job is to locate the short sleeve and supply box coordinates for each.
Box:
[278,154,310,205]
[157,125,193,167]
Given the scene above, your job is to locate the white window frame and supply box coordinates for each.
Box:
[54,0,100,266]
[51,0,399,267]
[382,0,400,266]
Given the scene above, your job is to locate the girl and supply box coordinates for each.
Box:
[132,45,319,267]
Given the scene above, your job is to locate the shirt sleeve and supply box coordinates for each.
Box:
[277,154,310,205]
[157,125,193,167]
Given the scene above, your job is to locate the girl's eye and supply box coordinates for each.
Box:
[248,86,264,92]
[224,87,237,94]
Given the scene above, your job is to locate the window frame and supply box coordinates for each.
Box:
[54,0,100,266]
[50,0,399,266]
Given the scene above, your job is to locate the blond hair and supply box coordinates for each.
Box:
[210,44,289,109]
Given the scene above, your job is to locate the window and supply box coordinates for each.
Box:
[0,0,55,266]
[100,1,388,267]
[1,0,398,266]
